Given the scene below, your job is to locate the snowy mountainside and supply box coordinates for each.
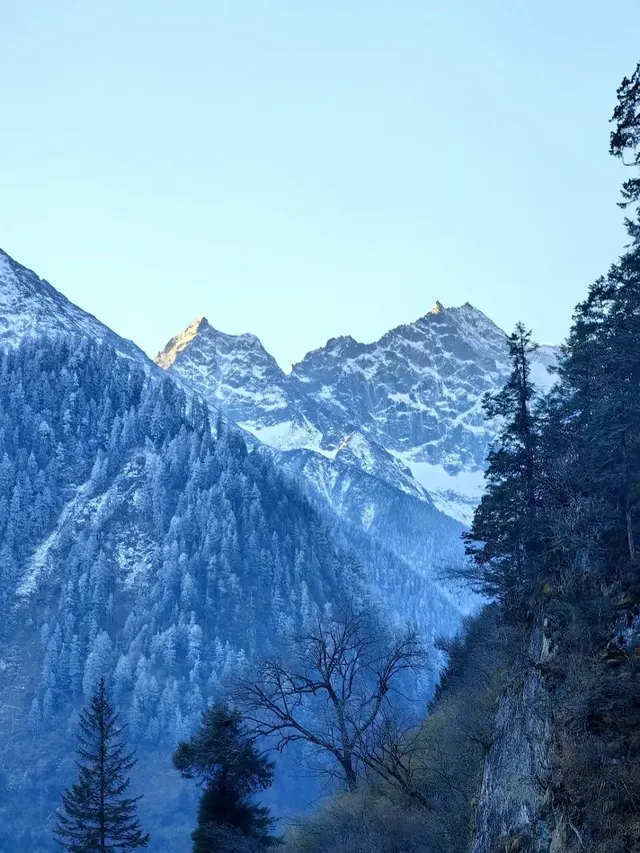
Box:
[156,301,558,534]
[155,315,349,451]
[289,301,556,517]
[0,248,148,363]
[279,445,466,589]
[0,335,369,852]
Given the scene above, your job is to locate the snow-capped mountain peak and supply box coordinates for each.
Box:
[154,315,327,452]
[155,315,274,371]
[156,301,558,527]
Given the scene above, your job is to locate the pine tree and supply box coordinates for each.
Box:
[463,322,541,611]
[173,703,278,852]
[54,677,149,852]
[541,73,640,581]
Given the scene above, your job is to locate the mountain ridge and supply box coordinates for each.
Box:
[155,299,557,527]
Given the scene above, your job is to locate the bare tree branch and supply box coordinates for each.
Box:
[233,609,429,795]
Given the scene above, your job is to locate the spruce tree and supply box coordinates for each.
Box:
[54,677,149,852]
[173,703,279,852]
[555,264,640,576]
[463,322,541,611]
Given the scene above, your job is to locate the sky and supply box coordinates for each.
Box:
[1,1,640,369]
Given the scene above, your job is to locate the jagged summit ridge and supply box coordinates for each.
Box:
[155,315,276,370]
[292,301,496,373]
[156,299,557,526]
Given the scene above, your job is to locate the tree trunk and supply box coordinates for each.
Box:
[342,759,358,791]
[99,693,106,852]
[627,508,636,561]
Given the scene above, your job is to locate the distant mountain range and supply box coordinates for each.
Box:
[156,301,556,526]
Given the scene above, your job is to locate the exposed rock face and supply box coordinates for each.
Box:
[291,304,557,495]
[291,303,507,470]
[472,631,550,852]
[471,625,576,853]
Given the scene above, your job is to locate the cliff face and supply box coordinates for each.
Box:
[471,626,575,853]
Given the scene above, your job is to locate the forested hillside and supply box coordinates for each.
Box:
[0,246,475,852]
[0,335,370,851]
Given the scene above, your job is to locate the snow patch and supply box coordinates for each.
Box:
[392,455,486,525]
[17,480,92,596]
[240,419,324,454]
[361,503,376,529]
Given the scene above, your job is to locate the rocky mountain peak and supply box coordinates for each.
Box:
[154,315,211,370]
[156,299,558,525]
[155,316,276,371]
[153,315,302,446]
[187,315,211,334]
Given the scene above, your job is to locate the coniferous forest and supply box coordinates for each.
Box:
[1,44,640,853]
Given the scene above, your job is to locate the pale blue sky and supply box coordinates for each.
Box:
[1,1,639,368]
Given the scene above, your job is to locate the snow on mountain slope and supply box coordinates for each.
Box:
[290,301,555,476]
[155,316,348,451]
[0,331,382,852]
[0,248,148,363]
[157,301,558,527]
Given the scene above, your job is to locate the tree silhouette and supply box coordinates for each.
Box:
[173,702,279,852]
[54,677,149,852]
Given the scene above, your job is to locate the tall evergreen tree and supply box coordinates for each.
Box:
[542,68,640,581]
[463,322,541,611]
[554,265,640,575]
[54,677,149,852]
[610,60,640,210]
[173,703,279,853]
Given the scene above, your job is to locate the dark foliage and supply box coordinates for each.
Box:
[462,323,541,617]
[173,703,279,852]
[457,62,640,853]
[54,677,149,852]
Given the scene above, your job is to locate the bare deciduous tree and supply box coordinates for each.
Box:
[233,610,429,803]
